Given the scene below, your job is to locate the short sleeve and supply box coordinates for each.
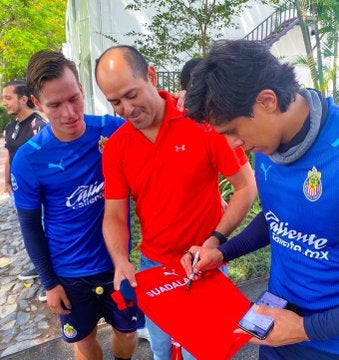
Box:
[201,124,248,177]
[11,149,42,210]
[102,134,130,199]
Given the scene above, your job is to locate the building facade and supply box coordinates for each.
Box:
[64,0,312,114]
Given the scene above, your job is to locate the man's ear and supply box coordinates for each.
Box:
[148,65,158,86]
[256,89,278,112]
[31,95,43,112]
[20,95,29,106]
[78,82,86,100]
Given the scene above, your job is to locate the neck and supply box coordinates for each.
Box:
[281,93,310,144]
[17,108,34,122]
[140,94,166,142]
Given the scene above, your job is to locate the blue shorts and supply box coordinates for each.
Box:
[58,271,138,343]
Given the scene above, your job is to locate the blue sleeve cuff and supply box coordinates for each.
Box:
[304,306,339,340]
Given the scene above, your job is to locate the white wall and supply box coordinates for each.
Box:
[65,0,312,114]
[271,27,313,88]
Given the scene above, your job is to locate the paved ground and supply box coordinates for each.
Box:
[0,136,5,195]
[1,277,267,360]
[0,135,268,359]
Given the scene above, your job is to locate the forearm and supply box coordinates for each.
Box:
[103,219,130,265]
[17,208,59,290]
[304,306,339,340]
[102,199,131,266]
[218,211,270,261]
[217,163,257,236]
[103,198,138,288]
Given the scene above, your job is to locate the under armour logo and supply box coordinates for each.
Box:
[175,144,186,152]
[48,159,65,171]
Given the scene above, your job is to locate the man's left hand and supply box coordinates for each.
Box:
[235,305,309,346]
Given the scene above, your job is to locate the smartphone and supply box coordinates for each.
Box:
[238,290,288,340]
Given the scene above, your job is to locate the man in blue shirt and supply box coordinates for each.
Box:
[181,40,339,360]
[11,50,138,360]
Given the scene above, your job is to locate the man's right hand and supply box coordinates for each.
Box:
[46,284,72,315]
[114,261,137,290]
[180,245,224,278]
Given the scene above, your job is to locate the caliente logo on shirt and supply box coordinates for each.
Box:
[66,181,104,209]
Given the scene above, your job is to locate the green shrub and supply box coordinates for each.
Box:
[0,106,12,134]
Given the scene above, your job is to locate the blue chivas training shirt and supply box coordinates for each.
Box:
[11,114,124,278]
[255,97,339,354]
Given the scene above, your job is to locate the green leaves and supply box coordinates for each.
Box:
[110,0,252,69]
[0,0,67,81]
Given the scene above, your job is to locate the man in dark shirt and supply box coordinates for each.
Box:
[2,79,47,297]
[3,80,47,194]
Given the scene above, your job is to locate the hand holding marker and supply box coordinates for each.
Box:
[187,250,200,290]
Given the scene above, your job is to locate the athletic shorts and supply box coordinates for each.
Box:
[58,271,138,343]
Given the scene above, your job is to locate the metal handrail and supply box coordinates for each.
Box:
[157,71,180,92]
[243,3,301,46]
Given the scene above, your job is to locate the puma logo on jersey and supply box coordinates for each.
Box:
[163,268,179,277]
[48,159,64,171]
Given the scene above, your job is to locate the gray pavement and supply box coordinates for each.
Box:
[0,136,268,359]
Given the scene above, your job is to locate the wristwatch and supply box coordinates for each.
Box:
[211,230,228,245]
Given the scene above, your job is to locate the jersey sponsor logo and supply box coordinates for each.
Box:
[303,166,322,202]
[66,181,104,209]
[11,174,18,191]
[63,323,77,339]
[265,210,329,260]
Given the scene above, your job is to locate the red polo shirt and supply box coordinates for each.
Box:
[103,90,248,265]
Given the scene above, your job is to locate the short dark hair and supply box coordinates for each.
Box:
[3,80,35,108]
[185,39,300,124]
[95,45,149,82]
[26,50,79,99]
[180,58,202,90]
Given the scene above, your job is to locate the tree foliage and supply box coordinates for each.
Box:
[109,0,252,70]
[292,0,338,98]
[0,0,67,82]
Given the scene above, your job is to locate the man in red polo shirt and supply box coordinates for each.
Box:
[95,45,257,360]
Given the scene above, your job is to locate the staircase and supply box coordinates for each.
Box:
[243,3,307,46]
